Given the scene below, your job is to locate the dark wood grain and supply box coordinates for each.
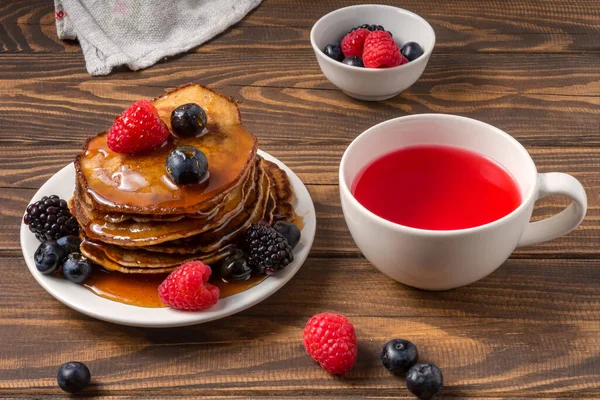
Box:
[1,0,599,53]
[0,0,598,398]
[0,54,597,150]
[0,257,598,397]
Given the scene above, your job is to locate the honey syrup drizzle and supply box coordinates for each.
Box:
[82,211,304,308]
[84,269,268,308]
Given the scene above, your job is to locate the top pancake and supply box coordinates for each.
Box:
[75,84,258,215]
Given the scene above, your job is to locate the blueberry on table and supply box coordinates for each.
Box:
[342,56,364,68]
[34,241,66,275]
[274,221,302,249]
[56,235,81,254]
[323,43,343,61]
[401,42,424,62]
[171,103,208,137]
[57,361,91,393]
[406,363,443,399]
[62,253,93,284]
[166,145,209,185]
[220,250,252,281]
[381,339,419,375]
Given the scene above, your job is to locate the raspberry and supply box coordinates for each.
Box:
[158,261,220,311]
[362,31,407,68]
[107,100,170,154]
[303,313,357,375]
[341,28,370,58]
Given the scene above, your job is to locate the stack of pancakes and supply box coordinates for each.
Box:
[70,85,295,274]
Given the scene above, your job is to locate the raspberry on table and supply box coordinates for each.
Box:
[362,30,407,68]
[341,28,370,58]
[107,99,170,154]
[158,261,220,311]
[303,312,357,375]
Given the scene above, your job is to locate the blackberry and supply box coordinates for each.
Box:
[242,223,293,275]
[24,195,79,242]
[349,24,391,36]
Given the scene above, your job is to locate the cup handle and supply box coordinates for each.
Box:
[517,172,587,247]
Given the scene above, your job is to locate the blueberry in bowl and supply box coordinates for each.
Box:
[323,43,344,61]
[342,56,364,68]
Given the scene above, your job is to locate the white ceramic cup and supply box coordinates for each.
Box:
[310,5,435,101]
[340,114,587,290]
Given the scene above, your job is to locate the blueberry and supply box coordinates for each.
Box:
[381,339,418,375]
[220,250,252,281]
[62,253,93,284]
[401,42,424,62]
[360,24,369,29]
[368,24,377,31]
[323,43,343,61]
[274,221,301,249]
[166,146,209,185]
[34,241,65,275]
[342,56,364,68]
[171,103,207,137]
[406,363,443,399]
[57,361,91,393]
[56,235,81,254]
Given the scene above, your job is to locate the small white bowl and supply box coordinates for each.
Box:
[310,5,435,101]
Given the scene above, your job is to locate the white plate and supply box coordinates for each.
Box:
[20,150,316,327]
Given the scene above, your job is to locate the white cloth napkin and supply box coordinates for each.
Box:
[54,0,262,76]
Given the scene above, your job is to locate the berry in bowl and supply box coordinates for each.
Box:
[310,5,435,101]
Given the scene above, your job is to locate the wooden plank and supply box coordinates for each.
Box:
[0,0,599,53]
[0,257,598,396]
[1,52,598,97]
[0,73,598,155]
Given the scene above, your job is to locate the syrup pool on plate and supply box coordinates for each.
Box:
[351,145,521,230]
[84,269,267,308]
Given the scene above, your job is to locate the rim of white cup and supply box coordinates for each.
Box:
[339,114,538,236]
[310,4,436,73]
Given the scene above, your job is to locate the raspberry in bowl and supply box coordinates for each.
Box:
[310,5,435,101]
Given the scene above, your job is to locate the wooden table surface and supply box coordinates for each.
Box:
[1,0,599,398]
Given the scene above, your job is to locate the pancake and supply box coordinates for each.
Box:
[80,238,233,270]
[75,84,258,215]
[73,158,258,245]
[263,160,295,222]
[79,162,273,271]
[73,157,261,247]
[141,158,272,255]
[71,84,299,275]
